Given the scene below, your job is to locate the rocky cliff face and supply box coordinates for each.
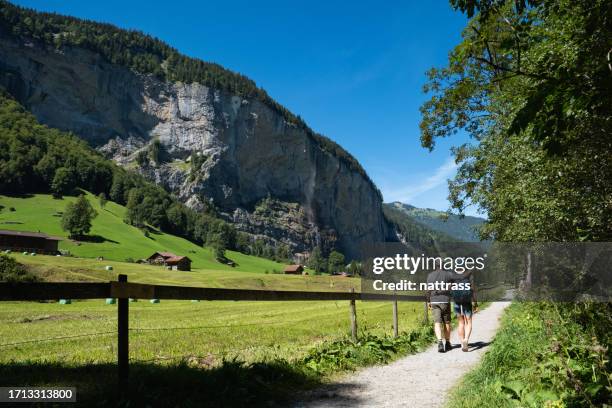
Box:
[0,35,393,259]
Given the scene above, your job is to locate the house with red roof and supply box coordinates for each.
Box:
[146,251,192,271]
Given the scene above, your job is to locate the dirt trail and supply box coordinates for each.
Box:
[295,301,510,408]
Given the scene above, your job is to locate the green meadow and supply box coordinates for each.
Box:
[0,193,284,273]
[0,193,430,406]
[0,299,423,365]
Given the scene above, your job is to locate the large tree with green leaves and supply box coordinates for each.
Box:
[421,2,611,405]
[61,195,98,239]
[327,250,346,274]
[420,0,611,242]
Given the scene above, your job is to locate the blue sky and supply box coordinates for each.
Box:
[13,1,481,216]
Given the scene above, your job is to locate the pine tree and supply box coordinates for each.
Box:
[98,192,107,209]
[307,247,327,274]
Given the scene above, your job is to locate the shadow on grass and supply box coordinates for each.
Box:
[77,235,119,244]
[0,193,35,199]
[0,359,322,407]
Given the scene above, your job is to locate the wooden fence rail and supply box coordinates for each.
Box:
[0,281,423,302]
[0,275,426,395]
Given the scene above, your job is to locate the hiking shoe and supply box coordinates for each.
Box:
[462,340,468,352]
[445,341,452,352]
[438,340,445,353]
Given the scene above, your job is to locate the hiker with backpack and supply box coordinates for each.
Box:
[452,273,478,352]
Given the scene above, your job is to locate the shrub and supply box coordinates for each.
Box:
[0,255,39,282]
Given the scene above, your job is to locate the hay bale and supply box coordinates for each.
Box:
[105,265,113,271]
[59,299,71,305]
[105,298,116,305]
[150,299,160,304]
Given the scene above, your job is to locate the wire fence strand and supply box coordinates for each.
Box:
[0,331,116,348]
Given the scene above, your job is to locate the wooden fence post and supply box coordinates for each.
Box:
[349,288,357,342]
[423,301,429,325]
[392,299,398,338]
[117,274,129,395]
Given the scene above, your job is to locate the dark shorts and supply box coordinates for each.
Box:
[431,303,451,324]
[454,302,473,317]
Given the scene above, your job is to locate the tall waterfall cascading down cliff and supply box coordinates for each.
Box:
[0,35,395,259]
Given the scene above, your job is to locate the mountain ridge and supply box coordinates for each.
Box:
[384,201,485,242]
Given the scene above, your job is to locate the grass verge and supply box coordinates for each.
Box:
[447,302,611,408]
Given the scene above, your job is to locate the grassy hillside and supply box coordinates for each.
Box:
[10,253,359,293]
[385,202,485,242]
[0,193,285,273]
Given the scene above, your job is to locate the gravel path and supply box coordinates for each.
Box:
[295,301,511,408]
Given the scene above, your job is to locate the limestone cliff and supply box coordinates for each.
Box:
[0,34,393,259]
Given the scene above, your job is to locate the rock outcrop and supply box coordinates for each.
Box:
[0,34,393,259]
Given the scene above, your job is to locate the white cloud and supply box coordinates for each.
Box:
[382,157,458,204]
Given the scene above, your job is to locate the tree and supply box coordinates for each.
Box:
[327,250,345,274]
[347,260,363,276]
[51,167,75,198]
[307,247,327,274]
[207,232,226,261]
[275,243,291,262]
[148,139,163,164]
[135,150,149,167]
[125,189,145,227]
[419,0,612,242]
[61,195,98,239]
[98,192,107,209]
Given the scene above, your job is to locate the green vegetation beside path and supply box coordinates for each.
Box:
[448,302,611,407]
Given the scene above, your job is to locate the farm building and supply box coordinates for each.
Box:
[146,252,192,271]
[0,230,61,254]
[284,264,304,274]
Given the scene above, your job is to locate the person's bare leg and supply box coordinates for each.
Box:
[464,315,473,342]
[444,323,451,341]
[457,315,465,342]
[434,322,443,341]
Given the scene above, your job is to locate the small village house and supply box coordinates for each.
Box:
[146,251,192,271]
[0,230,62,254]
[284,264,304,275]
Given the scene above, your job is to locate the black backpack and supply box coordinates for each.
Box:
[451,276,472,303]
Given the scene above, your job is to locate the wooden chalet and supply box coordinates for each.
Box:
[283,264,304,275]
[146,251,192,271]
[0,230,62,254]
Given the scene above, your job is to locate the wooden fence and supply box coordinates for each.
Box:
[0,275,425,393]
